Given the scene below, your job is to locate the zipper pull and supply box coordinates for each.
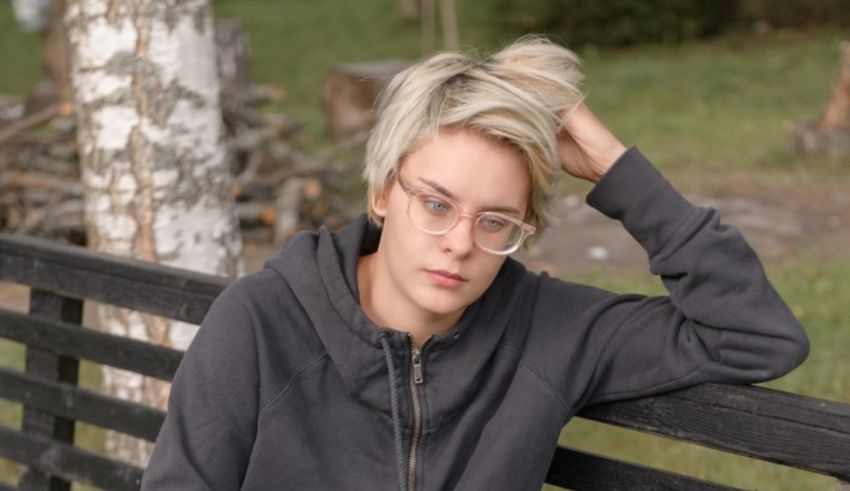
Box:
[411,348,424,385]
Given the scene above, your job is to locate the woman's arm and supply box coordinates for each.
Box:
[529,104,809,408]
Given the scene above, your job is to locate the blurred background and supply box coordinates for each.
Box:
[1,0,849,489]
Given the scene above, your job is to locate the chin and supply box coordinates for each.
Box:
[413,287,479,319]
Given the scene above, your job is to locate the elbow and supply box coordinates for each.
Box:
[788,325,810,370]
[766,321,810,379]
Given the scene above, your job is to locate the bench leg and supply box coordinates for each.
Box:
[18,289,83,491]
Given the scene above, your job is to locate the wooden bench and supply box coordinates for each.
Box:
[0,232,848,490]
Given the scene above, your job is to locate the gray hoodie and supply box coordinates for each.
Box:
[141,147,808,490]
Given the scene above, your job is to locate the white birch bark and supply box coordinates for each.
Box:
[66,0,243,465]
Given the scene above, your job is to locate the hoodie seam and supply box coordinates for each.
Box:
[517,361,570,413]
[498,343,570,413]
[258,351,329,419]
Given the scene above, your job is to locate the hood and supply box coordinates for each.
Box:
[264,215,530,428]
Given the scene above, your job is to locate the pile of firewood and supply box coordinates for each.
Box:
[0,88,362,244]
[0,19,362,245]
[220,82,365,244]
[0,96,83,242]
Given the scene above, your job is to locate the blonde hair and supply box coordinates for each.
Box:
[362,35,585,236]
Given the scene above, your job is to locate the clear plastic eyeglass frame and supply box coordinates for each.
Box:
[396,175,536,255]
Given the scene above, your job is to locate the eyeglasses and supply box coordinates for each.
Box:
[396,175,536,255]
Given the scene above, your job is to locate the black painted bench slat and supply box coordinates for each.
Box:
[579,384,850,479]
[0,366,165,442]
[0,234,227,325]
[1,232,849,490]
[546,446,742,491]
[0,425,143,490]
[0,307,182,381]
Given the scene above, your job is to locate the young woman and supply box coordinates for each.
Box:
[142,36,809,491]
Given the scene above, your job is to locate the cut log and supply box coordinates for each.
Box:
[321,60,409,142]
[396,0,419,21]
[791,41,850,158]
[0,102,64,145]
[822,40,850,129]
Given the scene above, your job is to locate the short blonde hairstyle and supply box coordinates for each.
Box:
[363,35,585,236]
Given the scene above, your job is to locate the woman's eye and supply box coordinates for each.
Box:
[480,217,507,231]
[423,198,450,214]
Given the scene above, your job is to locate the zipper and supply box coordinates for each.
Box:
[407,335,431,491]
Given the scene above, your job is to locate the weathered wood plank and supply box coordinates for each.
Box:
[579,383,850,480]
[672,383,850,430]
[0,425,142,491]
[19,289,83,491]
[0,307,182,381]
[545,445,742,491]
[0,367,165,442]
[0,233,228,325]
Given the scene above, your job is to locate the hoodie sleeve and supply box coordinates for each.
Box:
[141,280,259,490]
[529,147,809,410]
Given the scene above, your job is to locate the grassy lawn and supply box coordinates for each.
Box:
[2,1,849,489]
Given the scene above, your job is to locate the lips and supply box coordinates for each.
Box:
[425,269,468,288]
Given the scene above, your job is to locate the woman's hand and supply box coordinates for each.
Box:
[557,103,627,183]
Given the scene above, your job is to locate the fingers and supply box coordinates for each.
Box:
[562,103,609,137]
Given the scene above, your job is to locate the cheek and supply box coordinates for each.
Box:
[471,256,506,288]
[383,215,428,267]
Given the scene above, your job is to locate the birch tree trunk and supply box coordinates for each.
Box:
[66,0,243,466]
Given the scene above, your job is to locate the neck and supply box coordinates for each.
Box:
[357,252,459,348]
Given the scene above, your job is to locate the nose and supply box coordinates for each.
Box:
[440,213,475,257]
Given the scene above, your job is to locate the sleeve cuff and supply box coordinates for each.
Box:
[585,146,697,257]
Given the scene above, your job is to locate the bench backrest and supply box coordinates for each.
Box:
[0,233,848,490]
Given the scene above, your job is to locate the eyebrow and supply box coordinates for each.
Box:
[418,177,522,215]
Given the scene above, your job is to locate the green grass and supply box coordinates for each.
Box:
[0,4,41,96]
[582,28,849,175]
[0,340,24,486]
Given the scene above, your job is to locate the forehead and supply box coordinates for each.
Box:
[400,128,531,210]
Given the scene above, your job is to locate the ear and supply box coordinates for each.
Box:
[371,186,390,219]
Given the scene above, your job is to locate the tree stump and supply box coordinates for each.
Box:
[320,60,408,142]
[791,41,850,158]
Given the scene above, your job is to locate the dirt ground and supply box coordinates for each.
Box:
[2,171,849,312]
